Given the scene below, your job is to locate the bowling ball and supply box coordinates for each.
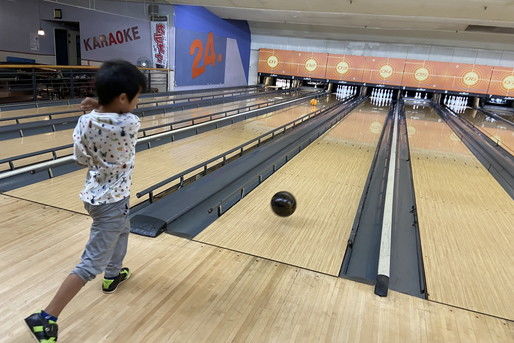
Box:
[310,99,318,106]
[270,191,297,217]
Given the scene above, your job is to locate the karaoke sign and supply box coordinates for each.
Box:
[151,21,168,68]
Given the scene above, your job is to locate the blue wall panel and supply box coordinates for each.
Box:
[174,5,250,87]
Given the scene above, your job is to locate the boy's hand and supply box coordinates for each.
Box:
[80,97,99,111]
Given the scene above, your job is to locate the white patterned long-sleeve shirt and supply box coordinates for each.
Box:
[72,110,140,205]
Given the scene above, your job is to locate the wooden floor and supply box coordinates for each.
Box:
[6,98,331,213]
[406,105,514,320]
[0,87,260,121]
[0,93,287,163]
[459,109,514,154]
[1,194,512,343]
[197,103,387,275]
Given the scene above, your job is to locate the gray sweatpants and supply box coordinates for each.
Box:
[72,197,130,281]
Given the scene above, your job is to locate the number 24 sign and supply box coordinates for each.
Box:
[189,32,223,79]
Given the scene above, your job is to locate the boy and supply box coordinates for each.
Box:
[24,60,146,343]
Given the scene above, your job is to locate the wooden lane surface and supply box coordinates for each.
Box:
[5,98,334,214]
[405,105,514,320]
[0,87,261,120]
[196,103,387,275]
[0,93,290,166]
[459,109,514,154]
[1,194,512,342]
[495,112,514,122]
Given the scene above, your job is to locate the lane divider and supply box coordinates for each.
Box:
[375,103,399,297]
[0,92,323,181]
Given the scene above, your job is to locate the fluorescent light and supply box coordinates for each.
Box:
[38,28,45,36]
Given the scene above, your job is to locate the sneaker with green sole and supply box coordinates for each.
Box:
[102,267,131,293]
[24,312,58,343]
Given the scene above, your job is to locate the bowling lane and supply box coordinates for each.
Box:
[405,105,514,320]
[486,108,514,123]
[6,97,335,213]
[0,86,263,122]
[0,92,294,164]
[460,108,514,154]
[196,102,387,275]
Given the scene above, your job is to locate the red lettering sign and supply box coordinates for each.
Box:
[153,23,166,65]
[82,26,141,52]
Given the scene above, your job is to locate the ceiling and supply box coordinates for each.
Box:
[128,0,514,50]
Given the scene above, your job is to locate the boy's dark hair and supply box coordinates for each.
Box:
[95,60,147,105]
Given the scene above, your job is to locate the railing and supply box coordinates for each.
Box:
[0,88,299,140]
[0,85,260,111]
[137,85,260,99]
[137,90,302,138]
[136,94,342,203]
[134,86,266,108]
[0,64,170,104]
[0,90,311,172]
[0,86,273,125]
